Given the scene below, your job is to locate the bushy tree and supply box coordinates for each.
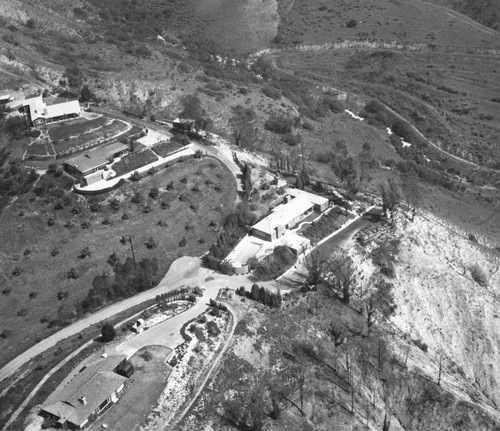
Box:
[101,322,116,342]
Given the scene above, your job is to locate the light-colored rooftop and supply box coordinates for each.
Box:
[287,188,329,207]
[252,194,314,236]
[42,100,81,121]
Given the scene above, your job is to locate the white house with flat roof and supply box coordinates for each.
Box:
[251,189,329,242]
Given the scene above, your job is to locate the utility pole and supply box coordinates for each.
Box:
[128,235,136,268]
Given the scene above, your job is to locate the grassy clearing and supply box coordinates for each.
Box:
[48,117,108,141]
[0,157,236,369]
[276,0,499,48]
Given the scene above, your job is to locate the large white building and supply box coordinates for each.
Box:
[7,95,81,127]
[252,189,329,242]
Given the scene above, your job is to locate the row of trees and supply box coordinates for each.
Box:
[236,284,283,308]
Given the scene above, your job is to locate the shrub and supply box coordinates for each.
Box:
[101,322,116,342]
[81,221,91,229]
[265,114,294,134]
[131,192,143,204]
[57,291,69,300]
[412,338,428,352]
[262,85,281,99]
[12,266,23,277]
[109,198,120,210]
[0,329,13,339]
[107,252,119,266]
[67,268,79,279]
[283,133,302,147]
[160,201,169,210]
[51,247,60,257]
[47,217,55,227]
[130,171,141,182]
[470,263,488,286]
[142,204,152,214]
[149,187,159,199]
[179,237,187,247]
[346,19,358,28]
[17,308,28,317]
[207,320,221,337]
[29,290,38,299]
[145,237,157,249]
[122,212,130,220]
[79,247,91,259]
[26,18,36,29]
[210,307,221,317]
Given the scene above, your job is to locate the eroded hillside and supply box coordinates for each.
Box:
[174,211,500,431]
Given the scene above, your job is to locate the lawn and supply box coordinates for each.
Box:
[0,156,236,369]
[89,346,172,431]
[112,149,159,175]
[48,117,108,141]
[51,120,129,157]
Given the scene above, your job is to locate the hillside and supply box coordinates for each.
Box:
[425,0,500,31]
[0,0,499,429]
[173,211,500,431]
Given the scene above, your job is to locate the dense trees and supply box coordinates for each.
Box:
[81,256,159,312]
[230,105,258,149]
[180,94,212,130]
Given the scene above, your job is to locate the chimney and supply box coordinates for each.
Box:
[79,396,87,405]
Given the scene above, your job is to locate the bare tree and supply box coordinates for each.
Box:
[322,251,357,304]
[402,169,422,221]
[379,178,402,226]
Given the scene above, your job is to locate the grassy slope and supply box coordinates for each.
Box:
[424,0,500,31]
[0,157,236,369]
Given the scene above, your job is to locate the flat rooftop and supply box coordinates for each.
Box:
[65,142,128,174]
[253,195,314,236]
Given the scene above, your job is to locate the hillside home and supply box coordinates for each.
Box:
[64,142,129,186]
[7,96,81,126]
[172,117,195,133]
[41,355,132,429]
[0,94,14,105]
[252,189,329,242]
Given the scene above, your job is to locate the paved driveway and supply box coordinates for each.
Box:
[118,286,221,356]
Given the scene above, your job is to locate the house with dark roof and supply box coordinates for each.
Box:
[0,94,14,105]
[64,142,129,186]
[172,117,195,133]
[41,355,132,429]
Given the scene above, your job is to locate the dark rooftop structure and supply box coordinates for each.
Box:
[41,355,129,429]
